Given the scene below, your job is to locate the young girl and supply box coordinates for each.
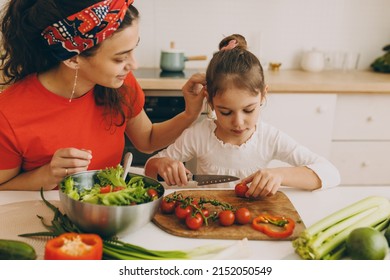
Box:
[0,0,205,191]
[144,34,340,198]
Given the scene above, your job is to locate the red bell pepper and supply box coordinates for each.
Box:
[252,213,295,239]
[44,233,103,260]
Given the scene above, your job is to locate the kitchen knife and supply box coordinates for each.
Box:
[190,174,240,186]
[157,173,240,186]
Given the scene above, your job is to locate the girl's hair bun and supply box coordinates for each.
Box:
[218,34,247,50]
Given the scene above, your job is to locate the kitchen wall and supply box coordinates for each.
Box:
[134,0,390,70]
[0,0,387,71]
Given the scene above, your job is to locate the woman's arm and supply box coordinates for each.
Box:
[126,73,206,153]
[0,148,92,191]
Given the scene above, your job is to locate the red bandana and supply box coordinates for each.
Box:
[41,0,134,61]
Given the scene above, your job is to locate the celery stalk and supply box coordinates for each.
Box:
[304,196,389,238]
[292,196,390,260]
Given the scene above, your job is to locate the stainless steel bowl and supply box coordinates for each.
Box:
[59,170,164,238]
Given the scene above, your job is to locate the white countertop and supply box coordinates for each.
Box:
[1,185,389,260]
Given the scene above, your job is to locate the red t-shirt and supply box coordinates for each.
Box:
[0,72,144,171]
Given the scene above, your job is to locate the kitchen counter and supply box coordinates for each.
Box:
[1,185,389,260]
[134,68,390,94]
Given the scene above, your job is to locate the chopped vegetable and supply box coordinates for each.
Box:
[97,164,127,188]
[62,176,79,201]
[252,213,295,238]
[292,196,390,260]
[61,165,162,206]
[44,233,103,260]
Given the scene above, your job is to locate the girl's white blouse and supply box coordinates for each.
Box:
[148,118,340,188]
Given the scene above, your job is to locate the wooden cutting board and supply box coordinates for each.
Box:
[153,190,306,241]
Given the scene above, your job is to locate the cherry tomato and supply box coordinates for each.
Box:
[113,186,125,192]
[147,189,158,199]
[160,198,176,214]
[235,207,251,225]
[100,185,112,194]
[235,183,249,198]
[201,207,210,218]
[185,213,203,230]
[218,210,235,226]
[191,199,200,208]
[175,205,192,220]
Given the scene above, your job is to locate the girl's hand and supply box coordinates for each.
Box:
[49,148,92,184]
[156,157,190,186]
[182,73,206,120]
[242,169,283,198]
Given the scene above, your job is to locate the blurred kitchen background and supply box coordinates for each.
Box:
[134,0,390,71]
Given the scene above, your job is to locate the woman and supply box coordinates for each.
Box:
[0,0,205,191]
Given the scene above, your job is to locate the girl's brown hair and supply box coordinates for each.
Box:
[0,0,139,127]
[206,34,266,106]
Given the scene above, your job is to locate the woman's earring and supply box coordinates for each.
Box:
[69,67,78,103]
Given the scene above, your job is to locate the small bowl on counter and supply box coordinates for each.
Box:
[59,170,164,238]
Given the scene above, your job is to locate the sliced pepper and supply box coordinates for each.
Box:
[252,213,295,239]
[44,233,103,260]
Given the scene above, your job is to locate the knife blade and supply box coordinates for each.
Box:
[157,173,240,186]
[189,174,240,186]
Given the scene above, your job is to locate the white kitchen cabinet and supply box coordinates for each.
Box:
[331,142,390,185]
[330,94,390,185]
[260,93,337,167]
[332,94,390,140]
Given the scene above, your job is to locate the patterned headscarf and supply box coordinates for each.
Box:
[41,0,134,61]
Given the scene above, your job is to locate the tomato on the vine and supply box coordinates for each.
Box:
[160,198,176,214]
[185,213,203,230]
[175,205,192,220]
[200,207,210,218]
[235,207,251,225]
[235,183,249,198]
[218,210,235,226]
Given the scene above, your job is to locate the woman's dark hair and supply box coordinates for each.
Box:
[0,0,139,127]
[206,34,266,105]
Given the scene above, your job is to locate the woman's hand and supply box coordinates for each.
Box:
[49,148,92,185]
[242,169,283,198]
[155,157,190,186]
[182,73,206,120]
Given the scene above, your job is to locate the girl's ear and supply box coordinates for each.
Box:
[261,85,268,105]
[264,84,269,94]
[204,88,214,110]
[62,56,80,70]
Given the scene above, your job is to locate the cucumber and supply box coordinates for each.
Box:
[0,239,37,260]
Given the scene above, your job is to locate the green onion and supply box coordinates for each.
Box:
[292,196,390,260]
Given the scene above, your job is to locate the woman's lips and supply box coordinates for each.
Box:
[117,72,129,80]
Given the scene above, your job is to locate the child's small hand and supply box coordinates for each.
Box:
[156,157,190,186]
[242,169,283,198]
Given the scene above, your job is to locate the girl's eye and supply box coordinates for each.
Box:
[219,111,231,116]
[244,109,255,114]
